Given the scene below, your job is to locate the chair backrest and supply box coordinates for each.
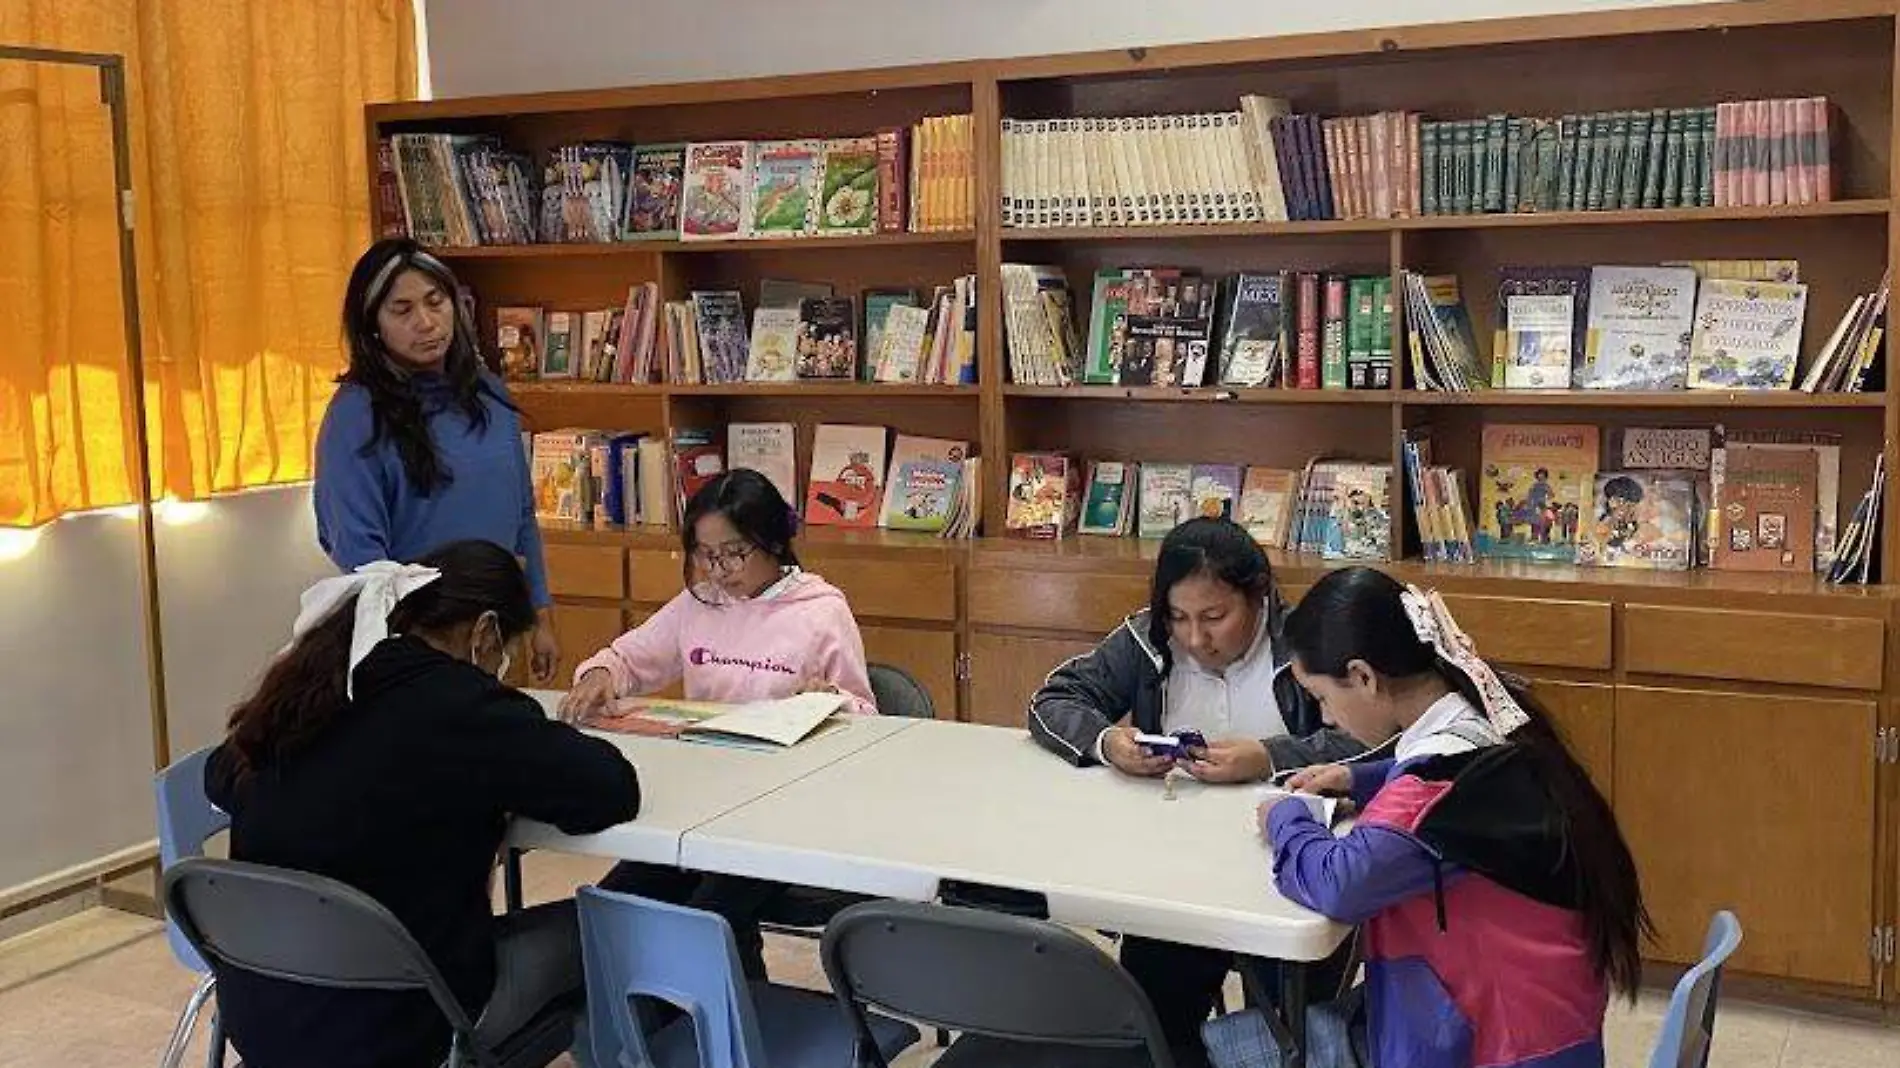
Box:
[1648,911,1744,1068]
[162,858,479,1035]
[578,885,771,1068]
[822,901,1174,1067]
[867,663,935,719]
[154,745,229,972]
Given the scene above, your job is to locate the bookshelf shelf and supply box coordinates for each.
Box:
[668,383,980,398]
[1396,389,1888,409]
[1003,385,1395,404]
[433,231,977,260]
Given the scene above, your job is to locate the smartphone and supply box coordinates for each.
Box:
[1133,729,1208,759]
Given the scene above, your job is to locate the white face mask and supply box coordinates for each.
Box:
[471,612,510,680]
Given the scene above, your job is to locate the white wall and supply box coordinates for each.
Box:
[0,486,332,894]
[427,0,1724,97]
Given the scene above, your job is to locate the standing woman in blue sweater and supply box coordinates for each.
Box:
[315,239,559,681]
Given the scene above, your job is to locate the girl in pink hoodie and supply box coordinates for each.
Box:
[559,468,876,981]
[561,468,876,719]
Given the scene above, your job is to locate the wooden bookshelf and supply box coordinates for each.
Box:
[371,0,1900,1001]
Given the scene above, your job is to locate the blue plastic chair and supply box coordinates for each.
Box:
[1648,911,1743,1068]
[577,886,920,1068]
[154,745,231,1068]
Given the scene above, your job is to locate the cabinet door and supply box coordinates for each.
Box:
[1528,679,1614,801]
[967,632,1100,729]
[549,604,628,692]
[1614,685,1876,988]
[860,626,957,719]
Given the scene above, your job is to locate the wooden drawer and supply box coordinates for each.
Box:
[1623,604,1884,690]
[968,631,1100,729]
[969,567,1148,635]
[550,603,626,687]
[1439,594,1611,671]
[861,626,957,720]
[544,544,626,600]
[628,549,685,604]
[810,555,956,623]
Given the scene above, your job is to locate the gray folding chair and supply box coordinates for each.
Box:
[866,663,936,721]
[822,900,1176,1068]
[162,858,576,1068]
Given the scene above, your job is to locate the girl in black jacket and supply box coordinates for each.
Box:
[206,540,640,1068]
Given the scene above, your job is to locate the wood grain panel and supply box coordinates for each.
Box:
[861,626,958,720]
[550,604,627,690]
[543,544,626,600]
[806,556,957,622]
[1614,685,1876,988]
[1440,594,1612,671]
[968,632,1101,729]
[1528,679,1614,800]
[628,549,685,605]
[1624,604,1885,690]
[968,567,1149,634]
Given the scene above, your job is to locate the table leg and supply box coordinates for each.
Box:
[1235,958,1302,1068]
[1279,963,1307,1068]
[503,847,525,913]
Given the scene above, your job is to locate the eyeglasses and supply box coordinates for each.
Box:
[692,543,758,572]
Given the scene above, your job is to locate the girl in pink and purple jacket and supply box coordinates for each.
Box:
[1263,567,1650,1068]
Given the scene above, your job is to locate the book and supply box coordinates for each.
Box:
[1137,462,1194,539]
[815,137,880,235]
[670,428,725,522]
[1218,273,1286,387]
[805,424,887,528]
[1118,271,1215,388]
[1712,443,1817,572]
[1079,460,1137,536]
[797,297,859,379]
[1578,266,1699,390]
[726,422,797,507]
[1721,430,1842,574]
[1326,464,1391,561]
[747,140,820,237]
[1237,467,1300,548]
[758,279,835,308]
[880,435,969,533]
[496,306,544,381]
[690,291,749,384]
[531,429,600,522]
[624,143,686,239]
[1084,269,1134,384]
[595,692,850,751]
[541,311,576,378]
[745,307,801,382]
[1575,471,1696,571]
[863,289,919,379]
[1687,279,1810,390]
[680,141,751,240]
[1476,424,1600,563]
[1190,464,1242,522]
[1497,267,1589,389]
[871,303,931,384]
[1005,452,1080,539]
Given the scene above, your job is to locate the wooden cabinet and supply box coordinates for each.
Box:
[1623,604,1884,691]
[544,544,626,600]
[810,556,957,623]
[860,626,958,718]
[1528,679,1614,801]
[969,568,1147,634]
[1442,595,1612,671]
[968,632,1100,729]
[1613,685,1877,989]
[549,603,627,690]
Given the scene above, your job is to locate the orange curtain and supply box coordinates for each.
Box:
[0,0,416,526]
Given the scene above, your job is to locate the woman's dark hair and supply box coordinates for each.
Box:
[680,469,801,598]
[1147,517,1280,675]
[222,540,536,781]
[1285,566,1652,996]
[341,238,506,495]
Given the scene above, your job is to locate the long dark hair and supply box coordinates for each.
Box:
[222,540,536,781]
[1284,566,1652,996]
[681,469,801,599]
[1147,517,1280,675]
[340,238,503,495]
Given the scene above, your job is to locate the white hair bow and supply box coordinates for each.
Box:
[290,561,442,698]
[1399,584,1530,737]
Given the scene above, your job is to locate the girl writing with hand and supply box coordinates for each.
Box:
[1265,566,1649,1068]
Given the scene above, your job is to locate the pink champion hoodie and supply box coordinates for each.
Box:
[573,569,878,715]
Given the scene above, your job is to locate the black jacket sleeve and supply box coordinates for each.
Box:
[456,692,642,834]
[1027,625,1148,767]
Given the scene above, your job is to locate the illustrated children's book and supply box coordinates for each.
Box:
[748,140,820,237]
[1574,471,1696,570]
[680,141,752,240]
[593,692,850,750]
[880,435,968,533]
[805,424,888,528]
[624,143,686,239]
[1476,424,1601,562]
[1005,452,1080,539]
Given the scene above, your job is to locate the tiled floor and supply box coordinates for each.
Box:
[3,853,1897,1067]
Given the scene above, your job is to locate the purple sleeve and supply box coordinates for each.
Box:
[1266,798,1446,924]
[1348,759,1394,809]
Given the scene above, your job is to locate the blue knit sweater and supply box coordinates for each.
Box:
[314,373,550,607]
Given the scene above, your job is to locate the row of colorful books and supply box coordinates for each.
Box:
[1002,454,1393,561]
[1459,423,1854,577]
[530,425,981,537]
[499,278,978,386]
[1003,266,1395,390]
[378,117,975,248]
[997,95,1837,228]
[1409,259,1885,393]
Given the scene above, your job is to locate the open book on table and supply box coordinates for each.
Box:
[591,691,850,751]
